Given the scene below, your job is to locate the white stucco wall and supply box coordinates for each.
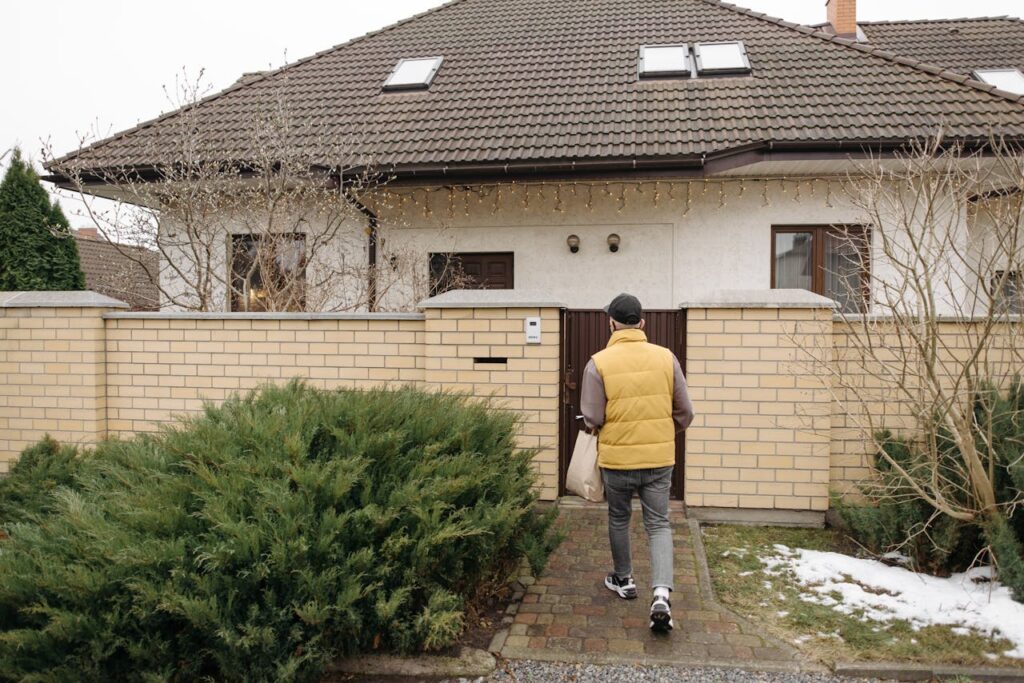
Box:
[154,173,978,315]
[158,212,368,312]
[371,178,893,312]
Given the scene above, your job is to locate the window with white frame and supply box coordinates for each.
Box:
[694,41,751,75]
[973,68,1024,95]
[639,44,691,78]
[383,57,444,91]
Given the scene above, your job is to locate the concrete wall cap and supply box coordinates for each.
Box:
[0,290,129,309]
[419,289,566,309]
[103,311,425,321]
[680,289,837,309]
[837,312,1023,323]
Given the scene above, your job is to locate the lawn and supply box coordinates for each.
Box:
[700,524,1024,668]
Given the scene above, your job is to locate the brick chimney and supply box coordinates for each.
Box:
[75,228,100,240]
[826,0,858,38]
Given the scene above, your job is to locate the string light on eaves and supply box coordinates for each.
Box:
[378,176,848,218]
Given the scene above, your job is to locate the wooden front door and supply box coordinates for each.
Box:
[559,309,687,499]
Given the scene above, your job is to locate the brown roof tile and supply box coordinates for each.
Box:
[861,16,1024,77]
[74,235,159,310]
[51,0,1024,177]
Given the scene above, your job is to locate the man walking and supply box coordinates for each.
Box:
[580,293,695,632]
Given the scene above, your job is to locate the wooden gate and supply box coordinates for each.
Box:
[559,309,687,499]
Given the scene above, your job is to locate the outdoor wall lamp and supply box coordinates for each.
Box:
[607,233,621,253]
[566,234,581,253]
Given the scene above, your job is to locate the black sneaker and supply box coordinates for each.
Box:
[604,573,638,600]
[649,595,673,632]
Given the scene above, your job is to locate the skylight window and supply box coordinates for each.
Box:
[639,45,691,78]
[974,68,1024,96]
[383,57,443,91]
[694,41,751,76]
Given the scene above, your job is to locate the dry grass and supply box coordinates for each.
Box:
[701,524,1023,668]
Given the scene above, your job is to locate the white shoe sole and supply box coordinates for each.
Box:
[604,576,637,600]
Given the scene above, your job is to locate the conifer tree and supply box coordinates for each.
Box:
[0,149,85,291]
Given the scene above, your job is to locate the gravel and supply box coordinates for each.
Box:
[481,660,876,683]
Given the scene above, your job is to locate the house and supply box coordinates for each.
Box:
[73,229,159,311]
[45,0,1024,314]
[26,0,1024,514]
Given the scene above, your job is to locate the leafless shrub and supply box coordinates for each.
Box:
[44,70,438,312]
[808,132,1024,524]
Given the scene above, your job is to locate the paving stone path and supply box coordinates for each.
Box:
[497,506,809,672]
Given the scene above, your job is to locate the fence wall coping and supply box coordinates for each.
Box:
[103,311,426,321]
[0,291,129,309]
[680,289,838,309]
[835,313,1023,323]
[419,289,566,309]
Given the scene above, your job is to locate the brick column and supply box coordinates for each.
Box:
[421,291,563,501]
[682,290,834,515]
[0,292,127,471]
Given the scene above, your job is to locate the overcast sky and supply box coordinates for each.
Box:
[2,0,1023,219]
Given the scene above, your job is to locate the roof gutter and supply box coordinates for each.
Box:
[353,136,1010,184]
[43,135,1023,191]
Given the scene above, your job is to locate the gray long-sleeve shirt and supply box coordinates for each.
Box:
[580,355,695,433]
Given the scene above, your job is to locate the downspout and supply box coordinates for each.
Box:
[344,188,379,312]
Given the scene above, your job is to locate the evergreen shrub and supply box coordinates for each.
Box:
[0,435,82,527]
[0,382,560,682]
[836,381,1024,600]
[0,149,85,291]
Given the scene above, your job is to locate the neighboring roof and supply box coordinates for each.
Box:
[50,0,1024,181]
[74,235,159,310]
[859,17,1024,77]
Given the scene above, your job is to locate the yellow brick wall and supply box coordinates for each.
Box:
[1,306,561,501]
[104,316,427,436]
[830,319,1024,494]
[685,307,833,511]
[0,306,109,470]
[20,300,1013,511]
[424,307,562,500]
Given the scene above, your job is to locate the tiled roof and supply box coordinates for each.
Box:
[75,236,159,310]
[860,17,1024,77]
[50,0,1024,178]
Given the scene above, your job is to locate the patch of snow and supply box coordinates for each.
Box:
[738,570,754,577]
[985,653,999,661]
[951,627,971,636]
[966,566,995,582]
[760,545,1024,659]
[777,610,789,618]
[882,551,910,565]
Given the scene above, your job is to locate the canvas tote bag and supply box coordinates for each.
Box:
[565,429,604,502]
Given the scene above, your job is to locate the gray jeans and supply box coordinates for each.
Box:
[601,466,674,591]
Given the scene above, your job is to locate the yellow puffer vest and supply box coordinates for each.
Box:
[592,328,676,470]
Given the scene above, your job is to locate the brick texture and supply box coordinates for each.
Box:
[103,316,427,435]
[1,307,561,501]
[685,307,833,512]
[0,306,110,468]
[829,319,1022,494]
[424,307,561,501]
[8,302,1016,511]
